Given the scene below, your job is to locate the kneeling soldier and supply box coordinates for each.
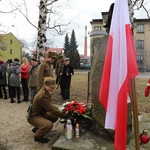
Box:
[27,77,68,143]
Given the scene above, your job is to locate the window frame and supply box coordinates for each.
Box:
[136,40,144,49]
[137,24,144,33]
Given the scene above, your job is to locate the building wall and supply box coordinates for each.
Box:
[90,16,150,72]
[134,19,150,72]
[0,32,22,62]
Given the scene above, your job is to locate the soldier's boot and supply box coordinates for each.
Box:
[34,137,49,143]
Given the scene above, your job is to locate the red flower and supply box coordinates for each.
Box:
[69,105,75,112]
[64,107,69,112]
[71,101,78,105]
[62,101,92,122]
[76,104,86,114]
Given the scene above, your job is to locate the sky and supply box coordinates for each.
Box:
[0,0,149,56]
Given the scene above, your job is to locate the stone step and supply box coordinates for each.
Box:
[52,130,114,150]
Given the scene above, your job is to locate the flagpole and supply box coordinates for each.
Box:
[130,78,140,150]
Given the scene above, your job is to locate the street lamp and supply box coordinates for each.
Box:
[12,25,18,38]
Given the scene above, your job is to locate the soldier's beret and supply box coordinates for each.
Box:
[44,77,56,88]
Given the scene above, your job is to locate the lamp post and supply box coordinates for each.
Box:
[12,25,18,38]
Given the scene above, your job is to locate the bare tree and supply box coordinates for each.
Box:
[0,0,73,58]
[35,0,70,59]
[131,0,150,18]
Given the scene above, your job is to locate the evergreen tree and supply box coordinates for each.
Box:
[63,29,80,69]
[73,50,80,69]
[63,33,70,57]
[69,29,79,68]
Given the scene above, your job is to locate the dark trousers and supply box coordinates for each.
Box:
[21,78,29,101]
[10,86,20,102]
[0,86,7,99]
[61,84,70,100]
[27,113,58,138]
[8,84,16,98]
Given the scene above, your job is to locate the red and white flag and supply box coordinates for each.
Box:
[99,0,138,149]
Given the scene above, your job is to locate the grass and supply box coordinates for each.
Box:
[53,72,150,113]
[135,78,150,113]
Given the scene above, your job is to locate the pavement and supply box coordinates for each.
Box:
[52,112,150,150]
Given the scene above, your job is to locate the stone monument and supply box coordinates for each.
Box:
[89,3,132,142]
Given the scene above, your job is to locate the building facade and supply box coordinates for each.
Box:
[0,32,22,62]
[133,19,150,72]
[90,13,150,72]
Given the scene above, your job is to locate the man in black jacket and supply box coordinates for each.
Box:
[59,57,74,100]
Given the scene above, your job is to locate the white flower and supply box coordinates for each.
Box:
[58,106,64,111]
[62,102,70,107]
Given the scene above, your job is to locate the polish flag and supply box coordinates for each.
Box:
[99,0,138,149]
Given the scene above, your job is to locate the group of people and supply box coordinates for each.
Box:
[0,57,30,103]
[26,52,74,143]
[0,51,74,143]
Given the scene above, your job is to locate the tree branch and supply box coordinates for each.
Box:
[46,0,58,6]
[17,9,38,29]
[141,5,150,18]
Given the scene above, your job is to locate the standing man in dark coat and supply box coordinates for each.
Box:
[0,60,7,99]
[27,77,68,143]
[59,57,74,100]
[37,51,56,89]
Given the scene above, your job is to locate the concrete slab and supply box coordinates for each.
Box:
[52,130,114,150]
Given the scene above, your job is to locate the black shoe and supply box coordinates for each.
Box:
[34,137,49,143]
[32,127,38,133]
[10,100,15,103]
[18,101,21,103]
[58,93,62,95]
[4,97,7,99]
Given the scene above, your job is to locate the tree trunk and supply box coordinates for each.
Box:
[36,0,47,60]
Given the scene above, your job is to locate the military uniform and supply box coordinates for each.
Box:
[28,63,39,94]
[27,77,67,143]
[37,52,56,89]
[55,59,64,84]
[37,60,53,89]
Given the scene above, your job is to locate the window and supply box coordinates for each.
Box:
[10,49,12,54]
[137,24,144,33]
[10,39,13,44]
[136,55,143,61]
[136,40,144,49]
[94,26,101,31]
